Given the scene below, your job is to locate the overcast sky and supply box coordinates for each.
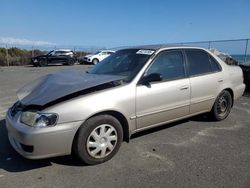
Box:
[0,0,250,49]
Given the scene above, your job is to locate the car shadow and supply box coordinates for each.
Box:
[0,100,245,173]
[243,87,250,98]
[0,119,87,173]
[131,119,189,139]
[131,113,215,140]
[24,64,71,67]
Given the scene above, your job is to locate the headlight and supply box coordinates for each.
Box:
[21,111,58,128]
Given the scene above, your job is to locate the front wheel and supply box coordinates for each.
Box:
[209,90,233,121]
[92,58,99,65]
[39,59,48,67]
[73,115,123,165]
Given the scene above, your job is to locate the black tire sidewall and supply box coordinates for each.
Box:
[39,59,47,67]
[74,115,123,165]
[212,90,232,121]
[92,59,99,65]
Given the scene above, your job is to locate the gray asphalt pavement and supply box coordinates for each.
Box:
[0,65,249,188]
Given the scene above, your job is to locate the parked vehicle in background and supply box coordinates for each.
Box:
[79,50,115,64]
[31,49,77,66]
[6,45,245,165]
[239,62,250,87]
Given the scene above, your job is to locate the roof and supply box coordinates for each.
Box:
[100,50,115,52]
[55,49,73,52]
[120,44,192,51]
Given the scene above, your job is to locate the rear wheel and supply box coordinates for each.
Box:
[73,115,123,165]
[67,59,75,65]
[209,90,233,121]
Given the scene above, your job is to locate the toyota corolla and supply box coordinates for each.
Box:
[6,45,245,164]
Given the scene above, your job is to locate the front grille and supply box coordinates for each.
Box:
[10,101,24,117]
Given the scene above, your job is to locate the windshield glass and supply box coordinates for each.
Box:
[94,51,101,55]
[46,50,54,55]
[88,49,155,82]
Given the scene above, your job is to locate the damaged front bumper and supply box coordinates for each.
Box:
[5,109,83,159]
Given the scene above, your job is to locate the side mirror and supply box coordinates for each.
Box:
[140,73,162,86]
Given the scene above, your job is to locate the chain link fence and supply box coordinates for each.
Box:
[174,38,250,63]
[0,39,249,66]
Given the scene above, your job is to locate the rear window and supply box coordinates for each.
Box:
[209,55,221,72]
[186,50,212,76]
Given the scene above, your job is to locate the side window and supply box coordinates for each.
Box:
[209,55,221,72]
[186,50,212,76]
[146,50,186,81]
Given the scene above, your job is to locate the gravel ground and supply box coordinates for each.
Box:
[0,65,249,188]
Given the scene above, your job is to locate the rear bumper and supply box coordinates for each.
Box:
[5,110,83,159]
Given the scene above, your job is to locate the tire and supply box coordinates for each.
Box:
[73,115,123,165]
[39,59,48,67]
[209,90,233,121]
[67,59,75,66]
[92,58,99,65]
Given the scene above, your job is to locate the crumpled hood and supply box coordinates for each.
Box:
[17,69,125,106]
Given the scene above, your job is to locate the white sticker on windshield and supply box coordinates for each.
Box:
[136,50,155,55]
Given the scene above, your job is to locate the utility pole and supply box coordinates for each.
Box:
[5,44,9,67]
[244,39,249,63]
[32,45,34,57]
[208,41,211,49]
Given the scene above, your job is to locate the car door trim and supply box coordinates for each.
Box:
[191,96,215,105]
[132,109,210,134]
[134,103,190,119]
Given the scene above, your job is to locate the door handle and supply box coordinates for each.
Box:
[218,79,223,83]
[180,85,189,90]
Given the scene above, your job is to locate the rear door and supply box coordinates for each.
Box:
[56,51,68,63]
[185,49,223,114]
[136,50,190,129]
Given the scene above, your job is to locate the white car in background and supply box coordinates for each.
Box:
[80,50,115,64]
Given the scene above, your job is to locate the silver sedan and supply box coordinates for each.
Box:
[6,45,245,164]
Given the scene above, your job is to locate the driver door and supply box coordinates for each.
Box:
[136,50,190,129]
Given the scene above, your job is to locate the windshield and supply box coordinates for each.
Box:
[46,50,54,55]
[94,51,101,55]
[88,49,155,82]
